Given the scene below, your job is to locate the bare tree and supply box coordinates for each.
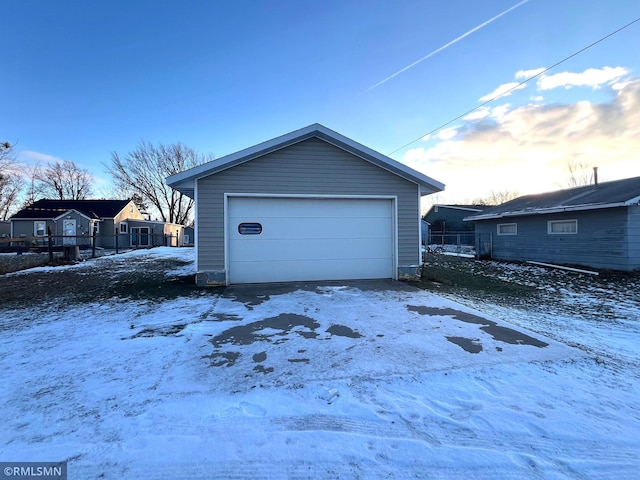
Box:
[0,142,25,220]
[472,189,520,206]
[21,162,44,207]
[566,159,594,187]
[36,159,94,200]
[107,141,211,224]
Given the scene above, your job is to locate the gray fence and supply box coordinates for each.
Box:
[428,231,475,247]
[0,233,179,255]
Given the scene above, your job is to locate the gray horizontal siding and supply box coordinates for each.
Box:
[197,137,420,272]
[475,207,636,271]
[11,219,53,239]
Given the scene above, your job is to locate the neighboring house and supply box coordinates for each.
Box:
[423,204,485,232]
[423,204,485,246]
[0,221,10,238]
[9,199,185,249]
[166,123,444,285]
[464,176,640,272]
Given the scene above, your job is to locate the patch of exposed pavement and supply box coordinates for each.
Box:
[407,305,549,352]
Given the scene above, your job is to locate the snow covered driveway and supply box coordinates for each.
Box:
[1,248,638,479]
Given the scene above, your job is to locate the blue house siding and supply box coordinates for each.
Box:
[474,207,636,271]
[423,205,482,232]
[628,205,640,270]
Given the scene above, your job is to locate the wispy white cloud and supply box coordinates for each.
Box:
[538,66,628,90]
[18,151,62,165]
[476,66,628,107]
[20,150,62,163]
[463,107,491,121]
[363,0,529,93]
[405,77,640,202]
[437,127,458,141]
[478,82,527,102]
[515,67,546,80]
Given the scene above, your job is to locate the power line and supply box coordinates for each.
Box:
[388,15,640,156]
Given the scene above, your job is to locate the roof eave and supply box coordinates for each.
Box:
[465,201,629,221]
[624,194,640,206]
[166,124,445,197]
[53,209,94,221]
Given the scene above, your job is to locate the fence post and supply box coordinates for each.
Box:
[47,226,53,263]
[115,231,119,254]
[92,225,97,258]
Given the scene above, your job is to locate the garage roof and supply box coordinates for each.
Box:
[166,124,445,198]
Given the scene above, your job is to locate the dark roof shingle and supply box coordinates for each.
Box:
[466,176,640,221]
[11,199,131,220]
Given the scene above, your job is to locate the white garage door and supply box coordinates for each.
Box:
[228,197,394,283]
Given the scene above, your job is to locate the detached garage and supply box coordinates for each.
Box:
[166,124,444,286]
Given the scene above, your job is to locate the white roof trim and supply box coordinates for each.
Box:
[53,209,93,221]
[166,124,445,197]
[624,194,640,206]
[432,204,484,212]
[466,201,629,221]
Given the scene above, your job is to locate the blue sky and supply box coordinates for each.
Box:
[2,0,640,204]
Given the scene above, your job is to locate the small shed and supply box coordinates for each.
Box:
[167,124,444,285]
[464,176,640,271]
[184,226,195,246]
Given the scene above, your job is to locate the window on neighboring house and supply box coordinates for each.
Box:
[497,223,517,235]
[119,222,128,234]
[92,221,100,234]
[34,221,46,236]
[548,219,577,234]
[130,205,134,214]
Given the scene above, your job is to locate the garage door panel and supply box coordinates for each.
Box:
[231,217,392,241]
[228,197,394,283]
[230,237,392,262]
[230,258,392,283]
[230,197,390,218]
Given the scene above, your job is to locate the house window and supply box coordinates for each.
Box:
[92,221,100,234]
[119,222,128,234]
[497,223,517,236]
[548,219,577,234]
[130,205,134,214]
[238,223,262,235]
[34,221,46,236]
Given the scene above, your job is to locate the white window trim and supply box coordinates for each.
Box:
[119,222,128,234]
[548,219,578,235]
[497,223,517,236]
[34,221,46,236]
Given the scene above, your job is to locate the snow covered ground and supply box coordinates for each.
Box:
[1,248,638,479]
